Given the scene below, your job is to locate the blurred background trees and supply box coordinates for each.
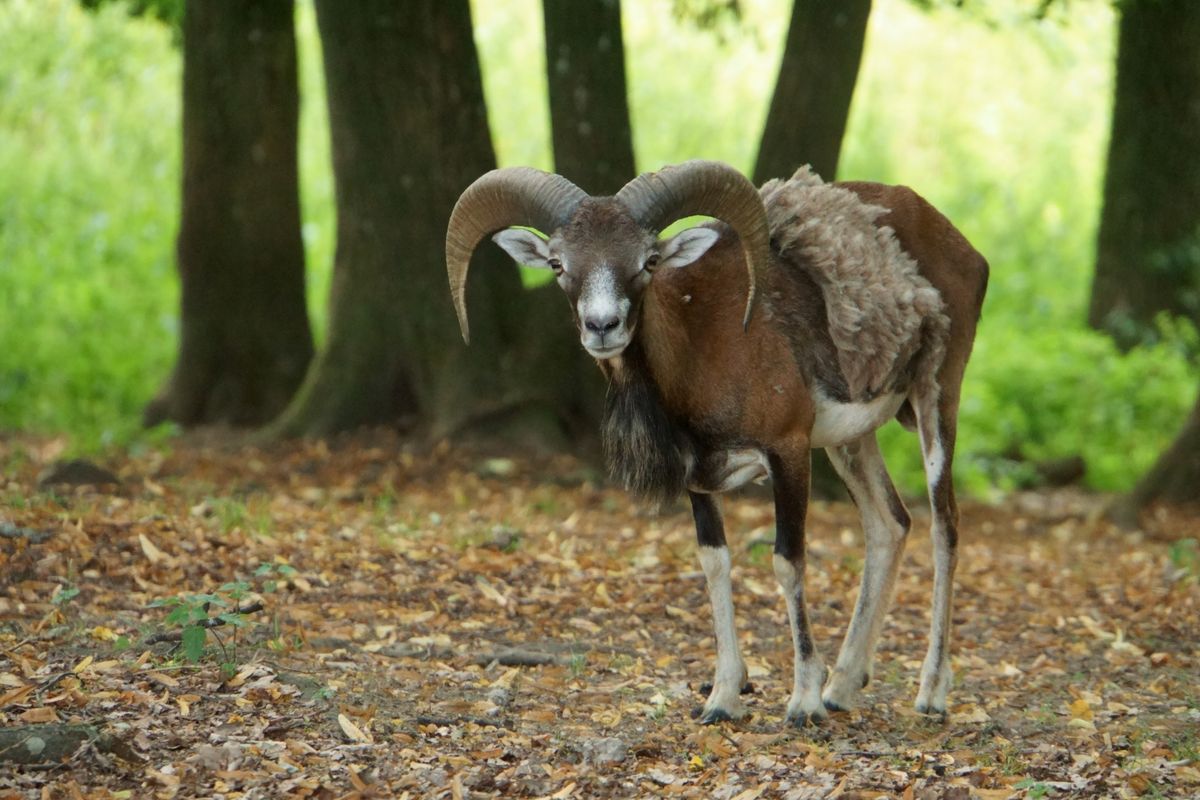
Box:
[1,0,1197,520]
[753,0,872,184]
[1093,0,1200,513]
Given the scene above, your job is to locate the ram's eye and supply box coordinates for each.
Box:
[643,254,661,272]
[547,258,563,274]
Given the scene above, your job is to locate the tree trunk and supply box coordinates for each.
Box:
[1088,0,1200,348]
[1117,386,1200,521]
[752,0,872,185]
[752,0,868,499]
[272,0,593,444]
[145,0,312,428]
[543,0,636,194]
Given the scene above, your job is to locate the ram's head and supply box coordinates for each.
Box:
[445,160,771,359]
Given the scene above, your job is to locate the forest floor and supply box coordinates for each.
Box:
[1,431,1198,800]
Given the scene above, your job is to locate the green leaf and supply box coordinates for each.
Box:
[218,612,249,628]
[52,585,81,605]
[181,625,206,662]
[164,605,193,626]
[219,581,250,596]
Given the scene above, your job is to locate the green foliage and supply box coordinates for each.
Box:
[1,0,1195,496]
[254,562,299,593]
[1014,778,1056,799]
[880,323,1197,495]
[1169,538,1200,583]
[51,583,81,607]
[149,591,238,662]
[147,565,296,663]
[78,0,183,31]
[0,0,180,451]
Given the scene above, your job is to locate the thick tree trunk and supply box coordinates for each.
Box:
[1088,0,1200,348]
[752,0,872,185]
[541,0,633,432]
[273,0,593,443]
[1134,391,1200,507]
[753,0,868,499]
[543,0,636,194]
[1116,386,1200,522]
[145,0,312,428]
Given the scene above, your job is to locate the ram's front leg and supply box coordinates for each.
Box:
[769,445,827,727]
[691,491,749,724]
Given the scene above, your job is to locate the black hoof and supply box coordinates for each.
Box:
[823,698,849,713]
[697,681,755,696]
[786,709,827,728]
[697,707,737,725]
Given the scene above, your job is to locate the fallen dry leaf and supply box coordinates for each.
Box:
[0,433,1197,799]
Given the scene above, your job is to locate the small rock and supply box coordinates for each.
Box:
[478,457,518,478]
[37,459,120,490]
[486,687,513,708]
[647,769,676,786]
[582,736,627,767]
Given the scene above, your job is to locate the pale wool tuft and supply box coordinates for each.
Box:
[760,166,950,400]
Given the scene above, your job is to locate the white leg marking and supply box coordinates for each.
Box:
[913,404,956,715]
[916,518,955,714]
[823,440,908,711]
[698,545,748,722]
[773,554,826,725]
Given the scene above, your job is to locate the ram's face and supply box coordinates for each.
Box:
[493,199,720,360]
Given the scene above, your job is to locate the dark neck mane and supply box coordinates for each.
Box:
[601,342,693,504]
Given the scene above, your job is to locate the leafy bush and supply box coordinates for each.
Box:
[0,0,180,449]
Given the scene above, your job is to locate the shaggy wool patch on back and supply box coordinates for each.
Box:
[760,167,949,400]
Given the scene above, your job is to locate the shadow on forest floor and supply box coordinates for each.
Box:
[1,430,1198,798]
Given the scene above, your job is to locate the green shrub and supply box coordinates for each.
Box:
[0,0,180,449]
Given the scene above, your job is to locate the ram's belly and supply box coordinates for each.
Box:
[810,393,906,449]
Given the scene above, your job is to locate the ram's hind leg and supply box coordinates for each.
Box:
[912,388,961,716]
[822,435,911,711]
[691,492,750,724]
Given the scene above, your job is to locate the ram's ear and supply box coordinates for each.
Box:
[659,226,721,269]
[492,228,553,269]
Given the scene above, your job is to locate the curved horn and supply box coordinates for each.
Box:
[616,160,769,330]
[446,168,588,343]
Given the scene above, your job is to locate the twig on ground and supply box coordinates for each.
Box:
[143,601,265,645]
[413,715,513,730]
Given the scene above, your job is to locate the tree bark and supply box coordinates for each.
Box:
[1117,386,1200,521]
[1088,0,1200,348]
[145,0,312,428]
[1138,390,1200,506]
[543,0,636,194]
[753,0,872,185]
[273,0,594,443]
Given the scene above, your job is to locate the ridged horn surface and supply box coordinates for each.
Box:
[616,160,769,329]
[446,168,587,343]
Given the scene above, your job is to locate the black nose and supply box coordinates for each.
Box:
[585,316,621,334]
